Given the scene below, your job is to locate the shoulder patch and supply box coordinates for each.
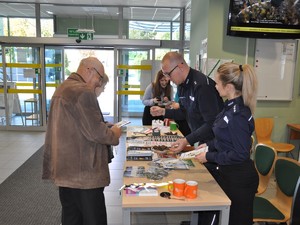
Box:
[232,104,240,114]
[223,115,229,124]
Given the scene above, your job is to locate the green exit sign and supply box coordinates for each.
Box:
[78,33,94,40]
[67,28,79,38]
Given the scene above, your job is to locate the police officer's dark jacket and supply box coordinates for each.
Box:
[205,96,254,165]
[165,68,223,145]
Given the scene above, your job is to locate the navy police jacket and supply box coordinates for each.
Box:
[165,68,223,145]
[205,96,254,165]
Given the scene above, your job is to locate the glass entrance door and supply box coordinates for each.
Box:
[116,48,156,124]
[44,46,64,120]
[0,44,160,129]
[63,48,115,122]
[0,45,45,129]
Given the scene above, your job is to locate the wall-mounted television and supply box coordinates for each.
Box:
[227,0,300,39]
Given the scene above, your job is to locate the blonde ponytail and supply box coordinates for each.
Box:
[217,62,258,114]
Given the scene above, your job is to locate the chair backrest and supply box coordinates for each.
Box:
[273,157,300,217]
[255,118,274,143]
[290,176,300,225]
[254,144,277,195]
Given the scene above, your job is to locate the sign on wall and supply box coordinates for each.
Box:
[255,39,297,101]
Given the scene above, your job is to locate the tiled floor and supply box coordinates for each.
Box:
[0,120,276,225]
[0,130,45,184]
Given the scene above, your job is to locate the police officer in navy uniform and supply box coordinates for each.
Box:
[196,63,259,225]
[150,51,223,156]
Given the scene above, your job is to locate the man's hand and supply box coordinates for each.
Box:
[106,122,114,128]
[170,102,179,109]
[150,106,165,116]
[169,138,189,154]
[110,125,122,138]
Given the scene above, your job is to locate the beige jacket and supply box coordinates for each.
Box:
[42,73,119,189]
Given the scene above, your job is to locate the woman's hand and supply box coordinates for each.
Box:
[153,97,160,104]
[163,96,170,102]
[196,143,207,150]
[195,143,208,163]
[195,152,207,164]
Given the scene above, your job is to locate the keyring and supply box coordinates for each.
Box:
[160,192,171,199]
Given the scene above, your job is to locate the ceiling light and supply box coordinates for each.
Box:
[76,29,95,33]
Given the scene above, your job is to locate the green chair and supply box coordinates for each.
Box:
[254,144,277,195]
[253,157,300,224]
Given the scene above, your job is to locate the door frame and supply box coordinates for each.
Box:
[0,43,47,131]
[114,47,157,122]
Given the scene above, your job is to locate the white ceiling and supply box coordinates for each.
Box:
[0,0,191,21]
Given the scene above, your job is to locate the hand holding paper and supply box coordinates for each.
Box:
[179,146,208,159]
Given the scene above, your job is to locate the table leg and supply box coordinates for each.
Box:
[219,206,230,225]
[190,211,198,225]
[123,208,131,225]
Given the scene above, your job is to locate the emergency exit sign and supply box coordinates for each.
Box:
[79,33,94,40]
[67,28,79,38]
[67,28,94,40]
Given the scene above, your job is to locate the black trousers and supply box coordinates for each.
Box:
[198,161,258,225]
[59,187,107,225]
[142,106,164,125]
[213,160,259,225]
[197,163,220,225]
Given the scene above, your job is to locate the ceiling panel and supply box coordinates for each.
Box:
[0,0,190,8]
[0,0,190,20]
[154,8,181,21]
[0,3,35,17]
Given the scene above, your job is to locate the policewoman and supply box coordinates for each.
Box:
[196,62,259,225]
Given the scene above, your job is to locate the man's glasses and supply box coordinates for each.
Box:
[93,68,103,81]
[163,65,178,78]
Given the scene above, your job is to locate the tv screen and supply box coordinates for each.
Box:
[227,0,300,39]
